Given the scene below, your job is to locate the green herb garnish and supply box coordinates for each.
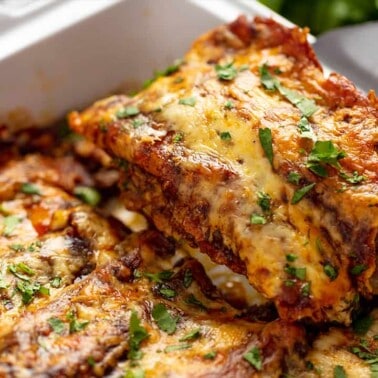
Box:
[259,64,279,90]
[204,351,217,359]
[277,86,318,117]
[287,171,301,185]
[243,346,262,371]
[116,106,140,119]
[179,97,196,106]
[291,183,315,204]
[2,215,22,237]
[250,214,267,225]
[333,365,347,378]
[48,317,65,334]
[123,368,145,378]
[215,62,238,81]
[73,186,101,206]
[164,343,191,353]
[173,132,184,143]
[297,116,316,141]
[16,281,49,304]
[183,269,193,288]
[128,310,149,360]
[257,191,271,212]
[159,287,177,299]
[324,263,338,281]
[339,171,365,184]
[185,294,207,311]
[152,303,179,335]
[350,265,367,275]
[353,315,373,335]
[179,328,201,341]
[286,254,297,262]
[20,183,41,195]
[143,270,173,283]
[8,263,35,280]
[258,128,274,166]
[220,131,232,141]
[285,265,306,280]
[66,311,89,334]
[224,100,234,109]
[50,276,62,288]
[132,119,144,128]
[301,282,311,297]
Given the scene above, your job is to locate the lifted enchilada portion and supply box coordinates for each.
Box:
[69,16,378,324]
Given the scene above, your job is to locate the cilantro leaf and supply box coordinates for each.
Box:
[48,317,65,334]
[116,106,140,119]
[339,171,365,184]
[284,265,306,280]
[257,191,271,212]
[179,97,196,106]
[183,269,193,288]
[308,141,346,169]
[215,62,238,81]
[20,183,41,195]
[179,328,201,341]
[185,294,207,311]
[143,270,173,283]
[350,264,367,275]
[2,215,22,237]
[204,351,217,359]
[152,303,179,335]
[277,86,318,117]
[66,311,89,334]
[73,186,101,206]
[334,365,347,378]
[259,64,279,90]
[287,171,301,185]
[128,310,149,360]
[243,346,262,371]
[220,131,232,141]
[250,214,267,225]
[164,343,191,353]
[258,128,274,166]
[324,263,338,281]
[297,116,316,141]
[291,183,315,204]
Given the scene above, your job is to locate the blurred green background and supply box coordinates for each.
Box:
[258,0,378,34]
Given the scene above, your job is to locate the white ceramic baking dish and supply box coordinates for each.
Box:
[0,0,298,130]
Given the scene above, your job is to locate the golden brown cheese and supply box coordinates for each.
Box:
[69,17,378,324]
[0,153,307,377]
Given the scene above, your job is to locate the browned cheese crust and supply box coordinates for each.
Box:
[0,154,306,377]
[69,16,378,324]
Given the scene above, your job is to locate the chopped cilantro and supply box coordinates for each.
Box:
[128,310,149,360]
[284,279,295,287]
[174,77,184,84]
[87,356,96,367]
[164,343,191,353]
[158,287,177,299]
[353,315,373,335]
[277,86,318,117]
[73,186,101,206]
[243,346,262,371]
[204,351,217,359]
[258,128,274,166]
[297,116,316,141]
[339,171,365,184]
[286,254,297,262]
[152,303,179,335]
[8,263,34,280]
[307,141,346,175]
[215,62,238,81]
[259,64,279,91]
[301,282,311,297]
[179,328,201,341]
[224,100,234,109]
[66,311,89,334]
[132,119,144,128]
[116,106,140,119]
[287,171,301,185]
[2,215,22,237]
[285,265,306,280]
[324,263,338,281]
[350,265,367,276]
[178,97,196,106]
[185,294,207,311]
[143,270,173,283]
[9,244,24,252]
[173,132,184,143]
[183,269,193,288]
[48,317,65,334]
[20,183,41,195]
[50,276,62,288]
[123,368,145,378]
[250,214,267,225]
[143,59,184,88]
[220,131,232,141]
[333,365,347,378]
[16,281,49,304]
[257,191,271,212]
[291,183,316,204]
